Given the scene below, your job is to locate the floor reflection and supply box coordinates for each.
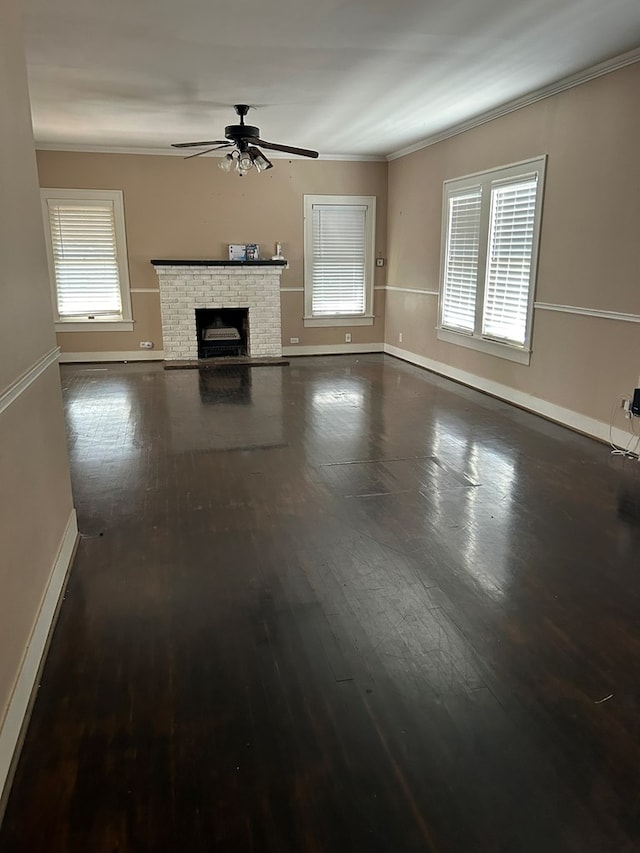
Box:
[617,480,640,525]
[306,373,370,463]
[65,379,136,450]
[198,366,252,405]
[165,366,285,453]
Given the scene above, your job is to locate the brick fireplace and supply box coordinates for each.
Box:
[151,260,286,361]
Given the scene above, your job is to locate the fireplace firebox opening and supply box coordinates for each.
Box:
[195,308,249,359]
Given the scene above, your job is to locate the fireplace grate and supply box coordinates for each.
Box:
[203,327,240,341]
[201,343,245,357]
[200,325,245,357]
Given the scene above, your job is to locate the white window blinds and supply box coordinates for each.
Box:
[438,157,545,362]
[441,189,482,332]
[482,177,537,345]
[47,200,123,318]
[311,204,367,315]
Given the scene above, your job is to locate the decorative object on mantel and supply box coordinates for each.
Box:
[228,244,246,261]
[171,105,319,175]
[272,242,285,261]
[228,244,260,260]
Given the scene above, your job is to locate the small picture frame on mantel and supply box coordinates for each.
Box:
[228,244,246,261]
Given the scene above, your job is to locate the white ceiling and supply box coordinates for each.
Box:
[24,0,640,158]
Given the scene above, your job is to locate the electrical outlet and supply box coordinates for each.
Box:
[290,336,299,344]
[345,333,352,343]
[139,341,154,349]
[376,258,385,267]
[399,332,403,343]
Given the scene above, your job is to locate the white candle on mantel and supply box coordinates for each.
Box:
[272,242,285,260]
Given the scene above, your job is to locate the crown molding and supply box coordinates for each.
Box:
[34,142,384,162]
[387,46,640,161]
[35,143,188,156]
[317,153,386,162]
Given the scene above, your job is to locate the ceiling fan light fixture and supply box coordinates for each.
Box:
[236,151,253,173]
[249,146,273,172]
[218,153,234,172]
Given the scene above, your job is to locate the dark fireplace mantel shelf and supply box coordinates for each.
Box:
[150,259,288,267]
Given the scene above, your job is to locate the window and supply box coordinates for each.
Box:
[438,156,546,364]
[303,195,376,327]
[41,189,133,331]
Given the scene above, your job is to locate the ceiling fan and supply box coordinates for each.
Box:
[171,104,319,174]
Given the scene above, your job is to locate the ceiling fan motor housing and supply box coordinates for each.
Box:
[225,124,260,142]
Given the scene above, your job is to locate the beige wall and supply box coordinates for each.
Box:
[385,61,640,428]
[36,152,388,354]
[0,0,74,792]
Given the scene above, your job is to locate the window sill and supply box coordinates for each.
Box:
[437,327,531,365]
[55,320,134,333]
[303,315,374,328]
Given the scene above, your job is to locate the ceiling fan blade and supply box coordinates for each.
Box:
[183,145,233,160]
[171,140,228,149]
[256,139,319,159]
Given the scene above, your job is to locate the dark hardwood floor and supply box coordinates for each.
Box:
[2,354,640,852]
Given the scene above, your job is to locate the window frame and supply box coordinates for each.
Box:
[303,194,376,328]
[41,188,133,332]
[437,156,546,365]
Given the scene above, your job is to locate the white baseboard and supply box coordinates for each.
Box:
[384,343,634,449]
[282,343,384,356]
[59,350,164,363]
[0,508,79,806]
